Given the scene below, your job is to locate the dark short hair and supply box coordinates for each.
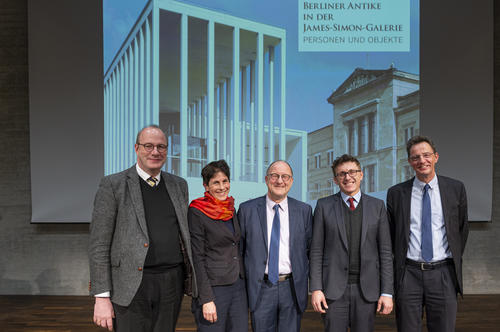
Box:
[266,160,293,176]
[406,135,437,157]
[201,160,230,185]
[331,154,361,176]
[136,124,163,144]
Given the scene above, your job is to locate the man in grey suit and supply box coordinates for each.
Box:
[310,154,393,332]
[88,125,197,332]
[387,136,468,332]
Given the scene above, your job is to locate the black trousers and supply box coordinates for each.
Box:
[192,277,248,332]
[322,283,377,332]
[395,262,458,332]
[113,265,185,332]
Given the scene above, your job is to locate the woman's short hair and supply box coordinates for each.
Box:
[201,159,230,185]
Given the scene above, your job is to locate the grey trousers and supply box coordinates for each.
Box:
[322,283,377,332]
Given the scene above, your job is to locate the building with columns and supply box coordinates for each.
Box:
[311,66,419,201]
[307,124,335,202]
[103,0,307,204]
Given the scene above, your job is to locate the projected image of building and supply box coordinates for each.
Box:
[307,66,419,203]
[307,124,334,201]
[103,0,307,203]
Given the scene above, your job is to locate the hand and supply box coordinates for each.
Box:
[202,301,217,323]
[311,290,328,313]
[93,297,115,331]
[376,295,393,315]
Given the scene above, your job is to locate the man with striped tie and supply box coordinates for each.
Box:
[310,154,393,332]
[88,125,197,331]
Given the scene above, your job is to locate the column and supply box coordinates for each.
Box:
[232,27,241,179]
[279,38,286,160]
[257,32,264,180]
[268,46,275,165]
[207,20,215,163]
[180,13,188,177]
[225,77,231,161]
[249,60,255,180]
[241,66,247,177]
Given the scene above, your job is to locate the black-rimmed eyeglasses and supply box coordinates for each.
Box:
[335,169,361,179]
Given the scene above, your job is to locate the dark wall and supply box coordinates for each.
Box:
[0,0,499,294]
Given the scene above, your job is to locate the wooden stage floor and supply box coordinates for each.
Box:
[1,294,499,331]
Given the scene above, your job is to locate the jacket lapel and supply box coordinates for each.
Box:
[402,179,413,242]
[233,212,241,241]
[360,193,368,247]
[334,193,349,251]
[126,166,149,238]
[162,172,186,232]
[287,198,299,251]
[437,175,450,233]
[257,196,268,248]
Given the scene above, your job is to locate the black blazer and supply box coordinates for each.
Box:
[386,175,469,295]
[188,206,244,304]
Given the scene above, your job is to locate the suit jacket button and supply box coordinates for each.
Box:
[138,267,143,271]
[144,243,149,247]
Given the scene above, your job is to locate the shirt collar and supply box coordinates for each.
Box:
[136,164,161,184]
[340,190,361,204]
[266,194,288,211]
[413,174,438,191]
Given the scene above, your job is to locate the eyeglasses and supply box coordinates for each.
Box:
[409,152,435,162]
[137,143,167,153]
[267,173,292,182]
[335,169,361,179]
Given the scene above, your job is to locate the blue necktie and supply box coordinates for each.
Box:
[421,184,433,262]
[268,204,281,285]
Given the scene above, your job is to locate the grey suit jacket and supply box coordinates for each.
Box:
[309,192,393,302]
[387,175,468,295]
[88,165,197,306]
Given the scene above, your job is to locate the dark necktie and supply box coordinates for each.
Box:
[348,197,355,211]
[268,204,281,285]
[421,184,433,262]
[146,177,158,187]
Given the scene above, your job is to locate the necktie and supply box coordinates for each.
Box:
[146,177,158,187]
[348,197,355,211]
[268,204,281,285]
[421,184,433,262]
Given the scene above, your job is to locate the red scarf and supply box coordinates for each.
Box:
[189,191,235,221]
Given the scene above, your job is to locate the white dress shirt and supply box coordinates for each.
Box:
[408,175,451,262]
[265,195,291,275]
[340,190,361,209]
[136,164,161,185]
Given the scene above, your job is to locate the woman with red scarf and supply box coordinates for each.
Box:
[189,160,248,331]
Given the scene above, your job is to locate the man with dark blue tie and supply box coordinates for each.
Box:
[238,160,313,332]
[387,136,469,332]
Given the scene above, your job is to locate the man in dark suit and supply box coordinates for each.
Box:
[387,135,469,332]
[310,154,393,332]
[238,160,313,332]
[88,125,197,332]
